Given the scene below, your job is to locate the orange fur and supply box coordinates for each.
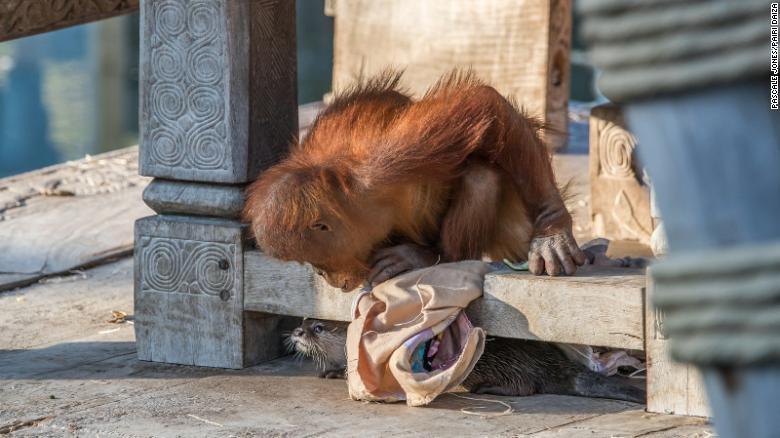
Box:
[243,70,572,289]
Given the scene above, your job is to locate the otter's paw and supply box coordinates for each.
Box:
[319,368,346,379]
[528,232,587,276]
[368,244,439,287]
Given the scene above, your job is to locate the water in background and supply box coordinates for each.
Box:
[0,14,139,177]
[0,2,334,178]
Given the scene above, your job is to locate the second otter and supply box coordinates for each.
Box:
[287,318,645,404]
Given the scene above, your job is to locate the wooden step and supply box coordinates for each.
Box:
[243,250,646,350]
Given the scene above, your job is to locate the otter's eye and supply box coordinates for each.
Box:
[309,222,331,232]
[313,324,323,334]
[315,269,324,277]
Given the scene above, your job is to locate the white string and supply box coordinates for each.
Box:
[561,344,600,372]
[447,393,514,418]
[566,345,595,363]
[186,414,223,427]
[350,287,372,320]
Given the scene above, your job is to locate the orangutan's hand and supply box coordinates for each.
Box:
[368,243,439,287]
[528,232,587,276]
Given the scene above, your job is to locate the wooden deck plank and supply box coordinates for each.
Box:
[0,189,148,280]
[0,148,151,291]
[0,259,134,351]
[530,408,709,437]
[0,257,232,426]
[244,250,646,350]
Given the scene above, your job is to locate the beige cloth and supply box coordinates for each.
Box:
[347,261,489,406]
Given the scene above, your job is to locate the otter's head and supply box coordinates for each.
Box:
[285,319,348,369]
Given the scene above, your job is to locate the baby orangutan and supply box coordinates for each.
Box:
[243,71,585,291]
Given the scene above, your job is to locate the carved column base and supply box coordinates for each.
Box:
[134,215,283,369]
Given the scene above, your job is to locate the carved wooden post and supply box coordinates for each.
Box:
[135,0,296,368]
[329,0,571,150]
[645,270,710,416]
[588,104,652,244]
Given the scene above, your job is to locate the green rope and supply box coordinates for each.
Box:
[502,259,529,271]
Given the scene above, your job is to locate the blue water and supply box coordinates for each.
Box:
[0,21,103,176]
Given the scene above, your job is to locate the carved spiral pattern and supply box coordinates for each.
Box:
[187,49,222,85]
[152,83,186,120]
[188,86,223,121]
[190,130,225,169]
[156,1,186,35]
[188,2,219,38]
[598,119,638,179]
[150,128,185,164]
[140,237,235,297]
[144,239,181,291]
[146,0,229,172]
[152,46,184,82]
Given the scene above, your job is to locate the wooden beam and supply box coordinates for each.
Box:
[474,267,645,350]
[244,250,646,350]
[0,0,139,43]
[243,252,355,322]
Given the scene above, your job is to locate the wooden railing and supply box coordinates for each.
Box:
[0,0,139,42]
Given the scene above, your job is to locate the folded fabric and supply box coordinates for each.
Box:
[347,261,489,406]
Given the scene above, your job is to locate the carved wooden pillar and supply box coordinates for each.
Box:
[135,0,296,368]
[588,104,652,245]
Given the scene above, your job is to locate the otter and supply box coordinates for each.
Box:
[461,337,645,403]
[286,318,349,379]
[287,319,645,404]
